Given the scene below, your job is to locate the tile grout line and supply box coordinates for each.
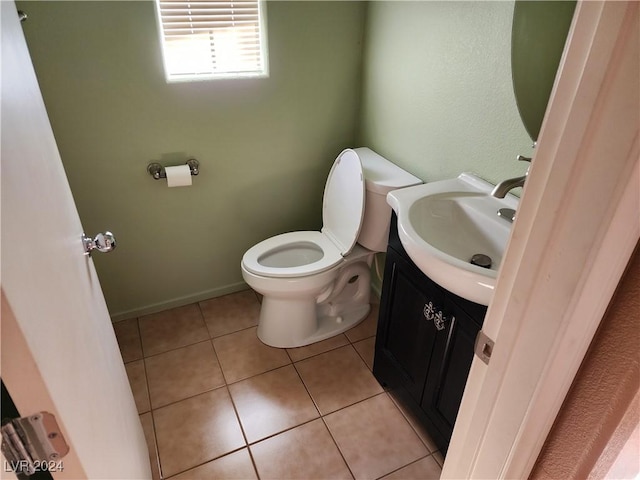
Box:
[373,453,434,480]
[285,335,349,363]
[150,384,226,412]
[160,446,248,480]
[195,301,210,338]
[148,362,304,414]
[147,327,228,410]
[387,391,439,455]
[284,345,295,364]
[136,297,374,363]
[143,338,213,362]
[126,294,399,480]
[217,356,293,388]
[321,390,433,480]
[124,297,255,478]
[291,343,384,416]
[223,383,262,479]
[149,412,164,480]
[140,323,257,361]
[144,302,256,479]
[290,360,323,419]
[210,323,259,341]
[319,414,357,480]
[217,344,333,452]
[142,304,207,479]
[346,342,372,372]
[149,335,252,476]
[138,316,164,480]
[352,336,376,370]
[146,378,418,479]
[207,335,232,397]
[290,359,356,480]
[316,391,401,479]
[235,361,387,448]
[135,315,147,360]
[158,296,256,478]
[208,323,262,480]
[144,338,226,410]
[244,416,321,447]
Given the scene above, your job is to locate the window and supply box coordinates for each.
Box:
[155,0,268,82]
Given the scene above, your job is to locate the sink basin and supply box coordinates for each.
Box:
[387,173,518,305]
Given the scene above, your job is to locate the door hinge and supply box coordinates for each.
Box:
[1,412,69,476]
[474,329,495,365]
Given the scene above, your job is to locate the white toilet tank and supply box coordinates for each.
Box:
[355,148,422,252]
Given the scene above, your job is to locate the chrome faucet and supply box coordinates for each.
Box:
[491,155,532,198]
[491,154,532,223]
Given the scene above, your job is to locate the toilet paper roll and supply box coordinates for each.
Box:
[165,164,192,187]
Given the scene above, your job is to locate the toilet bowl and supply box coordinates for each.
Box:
[241,147,422,348]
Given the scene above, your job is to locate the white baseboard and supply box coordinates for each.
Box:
[110,282,250,323]
[110,278,383,323]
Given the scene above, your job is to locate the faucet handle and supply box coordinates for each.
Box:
[516,155,532,162]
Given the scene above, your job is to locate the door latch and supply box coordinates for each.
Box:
[82,231,116,256]
[1,412,69,476]
[474,329,495,365]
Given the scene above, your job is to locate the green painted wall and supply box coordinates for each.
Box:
[358,1,532,185]
[20,0,538,318]
[19,1,367,319]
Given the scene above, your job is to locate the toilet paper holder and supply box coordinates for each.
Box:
[147,159,199,180]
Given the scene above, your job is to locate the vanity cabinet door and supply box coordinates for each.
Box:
[420,300,480,449]
[374,213,488,455]
[374,247,445,403]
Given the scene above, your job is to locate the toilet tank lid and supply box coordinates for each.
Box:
[354,147,423,194]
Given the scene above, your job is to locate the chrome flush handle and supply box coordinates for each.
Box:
[82,232,116,256]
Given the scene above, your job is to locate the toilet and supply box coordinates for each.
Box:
[241,147,422,348]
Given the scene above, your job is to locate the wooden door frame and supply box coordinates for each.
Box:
[444,1,639,478]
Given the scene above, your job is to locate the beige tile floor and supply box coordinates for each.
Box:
[115,290,444,480]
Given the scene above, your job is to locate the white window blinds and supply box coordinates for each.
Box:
[155,0,268,81]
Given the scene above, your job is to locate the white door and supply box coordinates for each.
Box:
[1,2,151,479]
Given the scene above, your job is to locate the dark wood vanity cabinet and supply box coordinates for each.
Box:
[373,214,487,454]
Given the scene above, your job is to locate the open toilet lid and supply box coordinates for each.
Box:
[321,149,365,256]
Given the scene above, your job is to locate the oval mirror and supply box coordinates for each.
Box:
[511,1,576,141]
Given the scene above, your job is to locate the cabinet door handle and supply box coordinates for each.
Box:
[425,302,451,331]
[434,312,455,331]
[423,302,435,320]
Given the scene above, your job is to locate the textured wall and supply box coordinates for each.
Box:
[358,1,532,185]
[18,1,366,319]
[531,246,640,479]
[20,0,541,318]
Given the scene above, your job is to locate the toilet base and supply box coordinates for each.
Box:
[257,297,370,348]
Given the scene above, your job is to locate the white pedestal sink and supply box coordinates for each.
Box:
[387,173,518,305]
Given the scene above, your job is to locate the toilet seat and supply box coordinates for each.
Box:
[242,149,365,280]
[242,231,343,278]
[321,149,365,255]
